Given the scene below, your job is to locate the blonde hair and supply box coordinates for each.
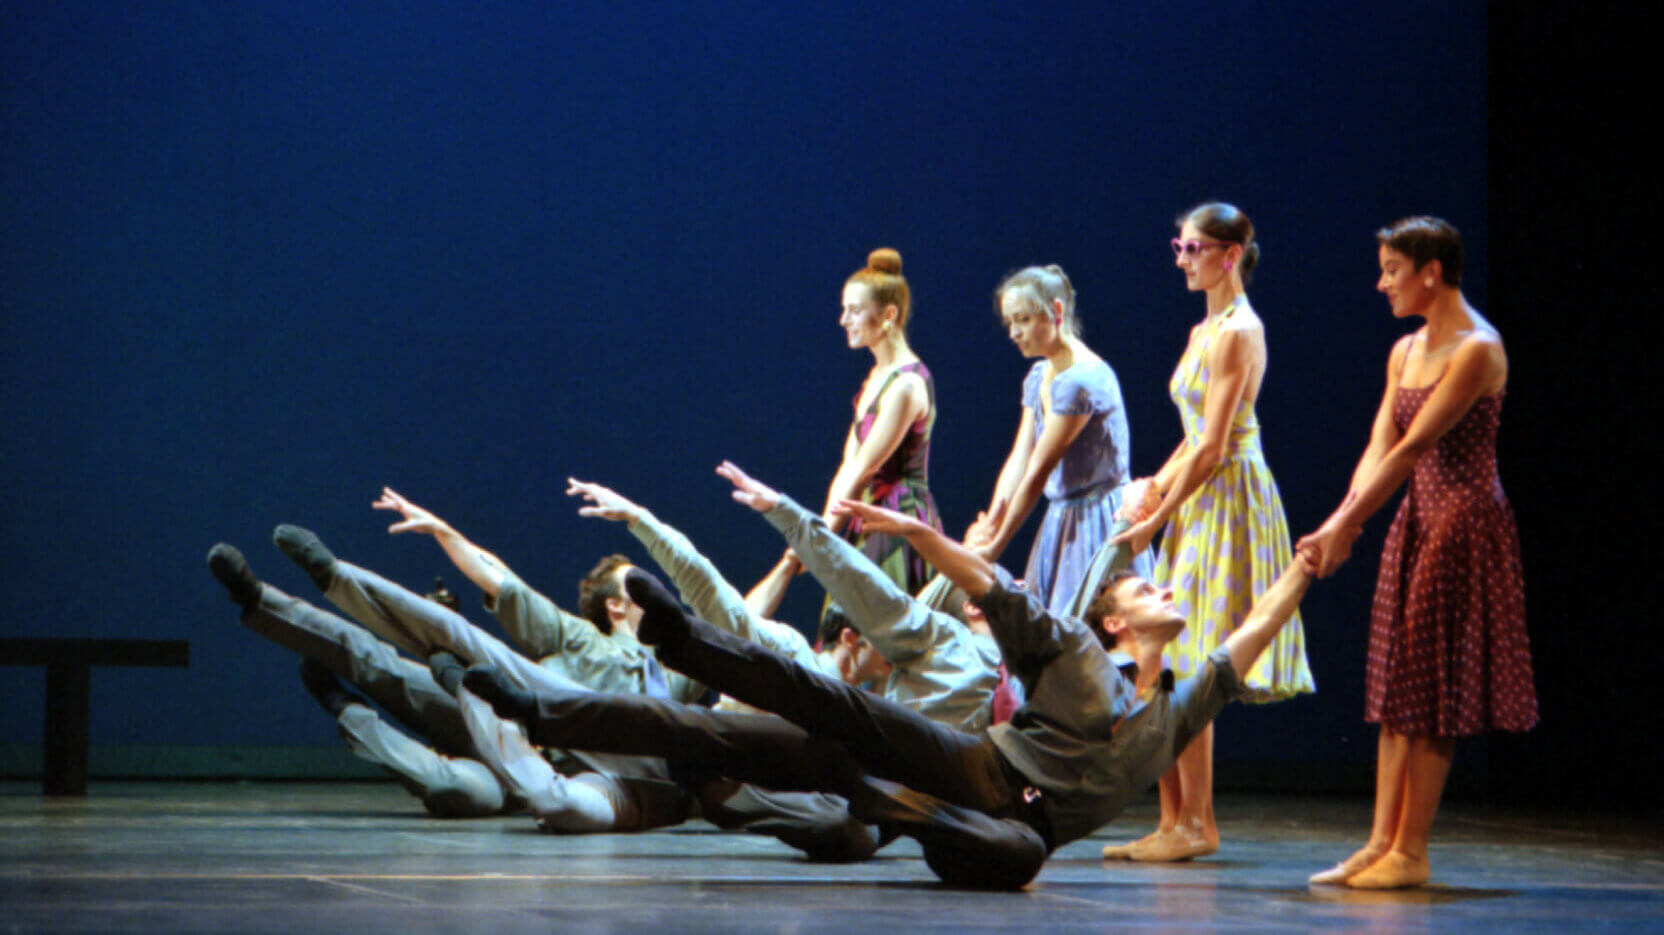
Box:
[995,264,1080,338]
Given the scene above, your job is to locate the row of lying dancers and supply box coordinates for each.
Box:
[209,209,1535,891]
[216,461,1313,891]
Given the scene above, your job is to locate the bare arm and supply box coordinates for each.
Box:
[1222,549,1318,677]
[821,371,928,532]
[983,405,1038,523]
[1300,333,1504,575]
[744,553,799,620]
[835,499,998,600]
[980,408,1090,559]
[1115,328,1255,552]
[373,487,507,599]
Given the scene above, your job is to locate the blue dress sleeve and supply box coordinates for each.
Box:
[1021,362,1045,411]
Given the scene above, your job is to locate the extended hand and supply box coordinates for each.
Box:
[373,487,448,536]
[833,499,926,537]
[1115,477,1160,523]
[567,478,644,523]
[1296,520,1361,578]
[716,461,781,513]
[963,509,1000,555]
[1111,515,1161,555]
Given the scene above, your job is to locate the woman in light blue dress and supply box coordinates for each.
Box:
[971,265,1151,615]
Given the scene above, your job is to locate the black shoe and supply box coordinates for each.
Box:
[298,658,356,717]
[462,666,536,722]
[207,543,262,609]
[273,524,337,591]
[428,651,467,696]
[623,568,688,648]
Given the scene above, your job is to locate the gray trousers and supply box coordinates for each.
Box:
[245,584,507,817]
[314,558,866,851]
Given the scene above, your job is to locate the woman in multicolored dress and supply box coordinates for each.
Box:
[1104,203,1315,862]
[803,248,943,642]
[1300,217,1535,890]
[969,265,1150,615]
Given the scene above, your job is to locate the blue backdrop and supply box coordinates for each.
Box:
[3,2,1495,783]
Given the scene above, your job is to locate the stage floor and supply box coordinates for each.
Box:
[2,781,1659,933]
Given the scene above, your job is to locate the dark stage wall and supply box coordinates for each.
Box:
[2,2,1636,803]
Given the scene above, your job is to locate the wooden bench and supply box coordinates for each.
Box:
[0,638,190,795]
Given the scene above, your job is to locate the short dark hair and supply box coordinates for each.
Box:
[577,554,632,635]
[1376,216,1463,285]
[1081,570,1140,649]
[817,604,854,649]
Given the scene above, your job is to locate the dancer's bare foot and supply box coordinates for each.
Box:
[1102,827,1168,860]
[1345,851,1431,890]
[1126,824,1218,862]
[1308,845,1387,885]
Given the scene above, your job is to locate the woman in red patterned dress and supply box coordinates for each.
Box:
[749,248,943,643]
[1299,217,1537,889]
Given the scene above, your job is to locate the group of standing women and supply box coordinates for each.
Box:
[808,205,1535,890]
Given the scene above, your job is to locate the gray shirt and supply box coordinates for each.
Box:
[980,566,1244,846]
[483,565,707,705]
[764,496,999,733]
[626,509,837,713]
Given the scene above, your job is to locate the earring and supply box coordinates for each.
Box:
[1223,260,1234,272]
[1424,278,1434,288]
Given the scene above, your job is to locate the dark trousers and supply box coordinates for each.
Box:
[520,610,1049,888]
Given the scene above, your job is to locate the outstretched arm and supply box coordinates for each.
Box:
[1221,548,1318,678]
[568,477,767,645]
[373,487,507,599]
[834,499,997,601]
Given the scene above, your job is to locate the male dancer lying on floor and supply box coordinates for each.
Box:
[461,461,1317,889]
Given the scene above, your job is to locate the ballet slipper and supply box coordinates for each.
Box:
[1308,846,1386,885]
[1127,827,1218,862]
[1102,828,1166,859]
[1345,851,1431,890]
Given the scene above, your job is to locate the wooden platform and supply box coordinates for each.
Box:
[2,782,1659,933]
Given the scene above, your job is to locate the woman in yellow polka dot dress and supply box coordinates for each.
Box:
[1104,203,1315,862]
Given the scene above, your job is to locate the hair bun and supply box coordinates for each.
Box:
[867,247,903,275]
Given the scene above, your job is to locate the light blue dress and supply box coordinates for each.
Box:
[1020,358,1153,616]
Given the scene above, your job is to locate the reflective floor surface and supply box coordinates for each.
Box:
[3,782,1660,933]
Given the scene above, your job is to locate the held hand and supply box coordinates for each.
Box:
[1297,520,1361,578]
[1115,477,1160,523]
[963,509,999,554]
[1293,542,1322,576]
[1111,515,1161,555]
[373,487,448,536]
[716,460,781,513]
[832,499,927,538]
[566,478,643,523]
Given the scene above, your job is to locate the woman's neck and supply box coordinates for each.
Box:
[1205,281,1245,318]
[1422,289,1474,349]
[868,333,913,370]
[1043,335,1080,373]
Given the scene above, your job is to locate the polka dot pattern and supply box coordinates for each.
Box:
[1366,387,1538,737]
[1156,308,1316,702]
